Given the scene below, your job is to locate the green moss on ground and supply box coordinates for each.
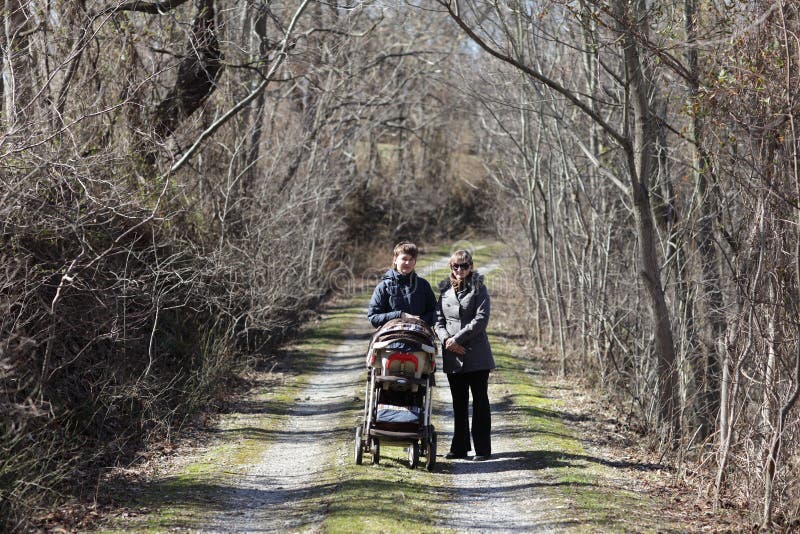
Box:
[321,455,454,533]
[490,328,675,533]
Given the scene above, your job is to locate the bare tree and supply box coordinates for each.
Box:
[437,0,680,435]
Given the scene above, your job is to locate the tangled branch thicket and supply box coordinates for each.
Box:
[0,1,487,529]
[443,0,800,526]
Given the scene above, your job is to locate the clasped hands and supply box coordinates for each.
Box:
[445,337,466,355]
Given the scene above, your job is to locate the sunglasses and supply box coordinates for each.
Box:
[451,263,471,271]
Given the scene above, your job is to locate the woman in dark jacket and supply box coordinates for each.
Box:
[435,249,495,461]
[368,241,436,328]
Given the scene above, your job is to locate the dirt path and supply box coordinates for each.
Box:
[209,316,370,531]
[435,395,555,533]
[102,247,689,532]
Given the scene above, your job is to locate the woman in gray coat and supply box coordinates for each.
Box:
[435,250,495,461]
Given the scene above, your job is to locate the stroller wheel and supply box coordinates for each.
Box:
[354,426,363,465]
[408,441,420,469]
[370,439,380,465]
[426,427,437,471]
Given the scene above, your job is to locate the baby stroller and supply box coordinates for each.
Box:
[354,317,437,470]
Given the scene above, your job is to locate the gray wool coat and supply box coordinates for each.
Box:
[435,272,495,374]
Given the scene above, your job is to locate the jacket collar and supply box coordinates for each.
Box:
[384,269,415,284]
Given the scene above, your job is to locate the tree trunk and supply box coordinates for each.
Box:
[3,0,34,131]
[151,0,222,152]
[685,0,724,441]
[762,12,800,522]
[616,0,679,437]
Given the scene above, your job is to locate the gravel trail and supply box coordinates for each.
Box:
[435,390,555,533]
[209,259,454,531]
[208,257,552,532]
[208,313,370,532]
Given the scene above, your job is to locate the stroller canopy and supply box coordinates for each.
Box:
[371,317,436,354]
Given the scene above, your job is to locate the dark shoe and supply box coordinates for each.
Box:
[472,454,492,461]
[445,451,468,460]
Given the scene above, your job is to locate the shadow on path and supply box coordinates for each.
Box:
[446,450,669,474]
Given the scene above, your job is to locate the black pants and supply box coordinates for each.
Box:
[447,370,491,456]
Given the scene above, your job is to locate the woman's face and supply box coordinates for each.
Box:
[451,260,472,281]
[394,253,416,274]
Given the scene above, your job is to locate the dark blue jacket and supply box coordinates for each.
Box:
[367,269,437,328]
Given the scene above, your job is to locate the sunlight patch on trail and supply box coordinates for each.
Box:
[417,244,486,278]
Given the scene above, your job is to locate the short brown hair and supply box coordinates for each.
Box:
[393,241,418,260]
